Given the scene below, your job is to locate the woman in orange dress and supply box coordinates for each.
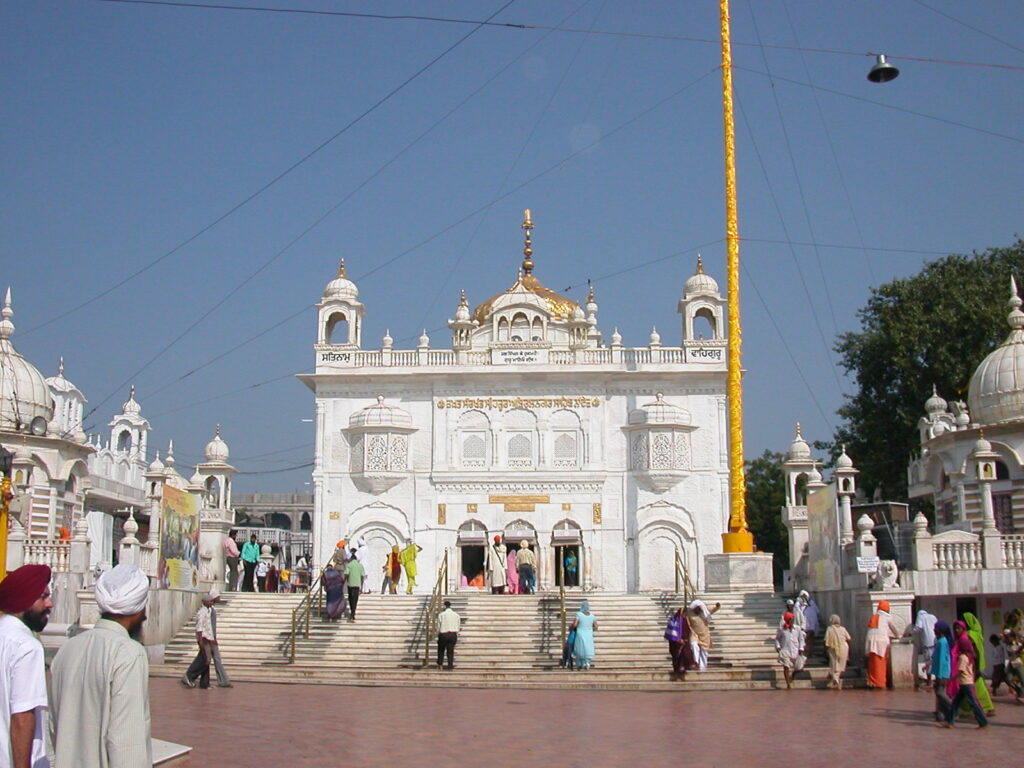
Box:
[865,599,901,688]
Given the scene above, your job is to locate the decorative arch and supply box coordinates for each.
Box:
[636,504,698,591]
[325,311,350,345]
[458,409,491,469]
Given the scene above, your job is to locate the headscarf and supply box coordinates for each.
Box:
[956,632,975,657]
[829,614,841,626]
[934,620,953,645]
[689,599,711,622]
[798,590,810,604]
[579,600,590,614]
[877,600,891,613]
[0,564,51,613]
[963,612,986,669]
[94,564,150,615]
[782,611,795,629]
[915,609,938,647]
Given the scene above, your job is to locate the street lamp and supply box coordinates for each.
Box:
[867,54,900,83]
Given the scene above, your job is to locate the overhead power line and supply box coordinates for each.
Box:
[96,0,1024,72]
[25,0,516,339]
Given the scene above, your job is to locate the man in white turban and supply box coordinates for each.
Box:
[51,564,152,767]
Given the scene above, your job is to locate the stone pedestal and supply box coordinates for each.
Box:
[704,552,774,592]
[889,641,916,689]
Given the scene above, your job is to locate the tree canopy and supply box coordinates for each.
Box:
[833,238,1024,501]
[745,449,788,583]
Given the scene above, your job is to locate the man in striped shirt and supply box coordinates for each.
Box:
[51,565,152,768]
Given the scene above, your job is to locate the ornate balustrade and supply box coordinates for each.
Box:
[933,539,983,570]
[1002,535,1024,568]
[23,539,71,571]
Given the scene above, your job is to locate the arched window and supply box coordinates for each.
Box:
[551,409,582,469]
[692,307,716,339]
[458,410,490,468]
[511,312,530,342]
[300,512,312,531]
[531,317,544,342]
[497,317,509,342]
[117,430,132,452]
[995,461,1010,481]
[326,312,349,344]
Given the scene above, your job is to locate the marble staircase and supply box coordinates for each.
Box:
[153,591,856,690]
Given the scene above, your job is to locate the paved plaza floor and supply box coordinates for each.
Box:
[150,678,1023,767]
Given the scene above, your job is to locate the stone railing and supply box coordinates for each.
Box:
[911,513,1021,571]
[23,539,71,571]
[933,539,983,570]
[1002,535,1024,568]
[313,344,706,369]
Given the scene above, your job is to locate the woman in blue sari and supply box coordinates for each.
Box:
[323,562,346,621]
[572,600,598,670]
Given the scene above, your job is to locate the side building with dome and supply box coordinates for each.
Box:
[0,286,233,576]
[300,211,732,593]
[909,278,1024,534]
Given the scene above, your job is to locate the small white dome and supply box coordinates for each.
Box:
[349,395,413,429]
[189,468,204,486]
[45,358,81,396]
[454,290,471,322]
[924,385,947,415]
[684,254,719,296]
[628,393,691,426]
[0,288,54,432]
[836,445,854,469]
[572,305,585,321]
[807,466,823,484]
[382,329,393,350]
[323,259,359,300]
[121,386,142,416]
[973,434,993,453]
[968,278,1024,425]
[586,285,598,316]
[418,330,430,349]
[204,425,230,462]
[611,327,622,346]
[787,423,811,460]
[649,327,661,346]
[148,451,165,472]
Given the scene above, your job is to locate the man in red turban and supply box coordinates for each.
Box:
[0,564,53,768]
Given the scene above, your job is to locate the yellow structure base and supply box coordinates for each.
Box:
[721,529,755,553]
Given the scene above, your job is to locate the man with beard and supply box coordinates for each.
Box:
[51,564,152,768]
[0,564,52,768]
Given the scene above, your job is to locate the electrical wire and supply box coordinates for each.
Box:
[95,0,1024,72]
[909,0,1024,56]
[735,65,1024,145]
[24,0,516,339]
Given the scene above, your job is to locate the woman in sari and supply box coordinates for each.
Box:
[865,599,900,688]
[571,599,598,670]
[665,605,692,679]
[943,631,989,728]
[383,545,402,594]
[963,612,995,715]
[506,548,519,595]
[824,614,851,689]
[322,562,345,621]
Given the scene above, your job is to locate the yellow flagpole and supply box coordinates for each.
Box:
[719,0,754,553]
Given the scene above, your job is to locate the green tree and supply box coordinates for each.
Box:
[833,238,1024,501]
[745,449,788,583]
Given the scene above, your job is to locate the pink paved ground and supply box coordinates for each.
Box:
[151,678,1023,767]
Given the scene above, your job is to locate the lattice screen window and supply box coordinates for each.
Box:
[508,432,534,468]
[651,432,673,470]
[994,492,1015,534]
[631,433,648,471]
[389,434,408,471]
[554,432,578,468]
[674,433,691,469]
[350,435,364,472]
[366,435,388,471]
[462,433,486,468]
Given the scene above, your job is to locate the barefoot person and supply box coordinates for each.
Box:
[824,614,851,689]
[775,611,804,690]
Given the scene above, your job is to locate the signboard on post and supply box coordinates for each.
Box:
[806,486,840,591]
[856,556,880,574]
[158,486,200,590]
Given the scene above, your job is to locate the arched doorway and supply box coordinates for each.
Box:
[457,519,487,587]
[348,523,403,593]
[637,519,696,592]
[551,519,582,588]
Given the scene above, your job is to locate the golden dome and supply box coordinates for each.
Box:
[472,208,579,324]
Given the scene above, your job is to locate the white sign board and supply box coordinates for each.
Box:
[686,347,725,363]
[856,556,880,574]
[491,348,548,365]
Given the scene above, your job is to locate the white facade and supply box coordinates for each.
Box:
[301,213,732,592]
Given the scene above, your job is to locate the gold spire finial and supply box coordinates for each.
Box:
[795,422,802,438]
[587,283,595,302]
[459,288,468,307]
[337,258,346,278]
[521,209,534,275]
[696,253,704,274]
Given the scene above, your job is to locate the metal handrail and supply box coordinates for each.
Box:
[288,567,326,664]
[558,552,567,649]
[422,549,449,666]
[674,547,696,605]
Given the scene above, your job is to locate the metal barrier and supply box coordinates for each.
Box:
[674,547,696,605]
[288,567,325,663]
[422,550,449,666]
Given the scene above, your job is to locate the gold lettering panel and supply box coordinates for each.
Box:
[467,503,478,513]
[489,495,550,504]
[438,397,600,410]
[504,503,535,512]
[437,503,446,525]
[593,503,602,524]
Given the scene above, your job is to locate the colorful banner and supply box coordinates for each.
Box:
[806,485,841,592]
[158,485,200,590]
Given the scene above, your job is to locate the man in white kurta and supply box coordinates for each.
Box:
[51,565,152,768]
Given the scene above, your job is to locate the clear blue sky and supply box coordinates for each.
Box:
[3,1,1022,492]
